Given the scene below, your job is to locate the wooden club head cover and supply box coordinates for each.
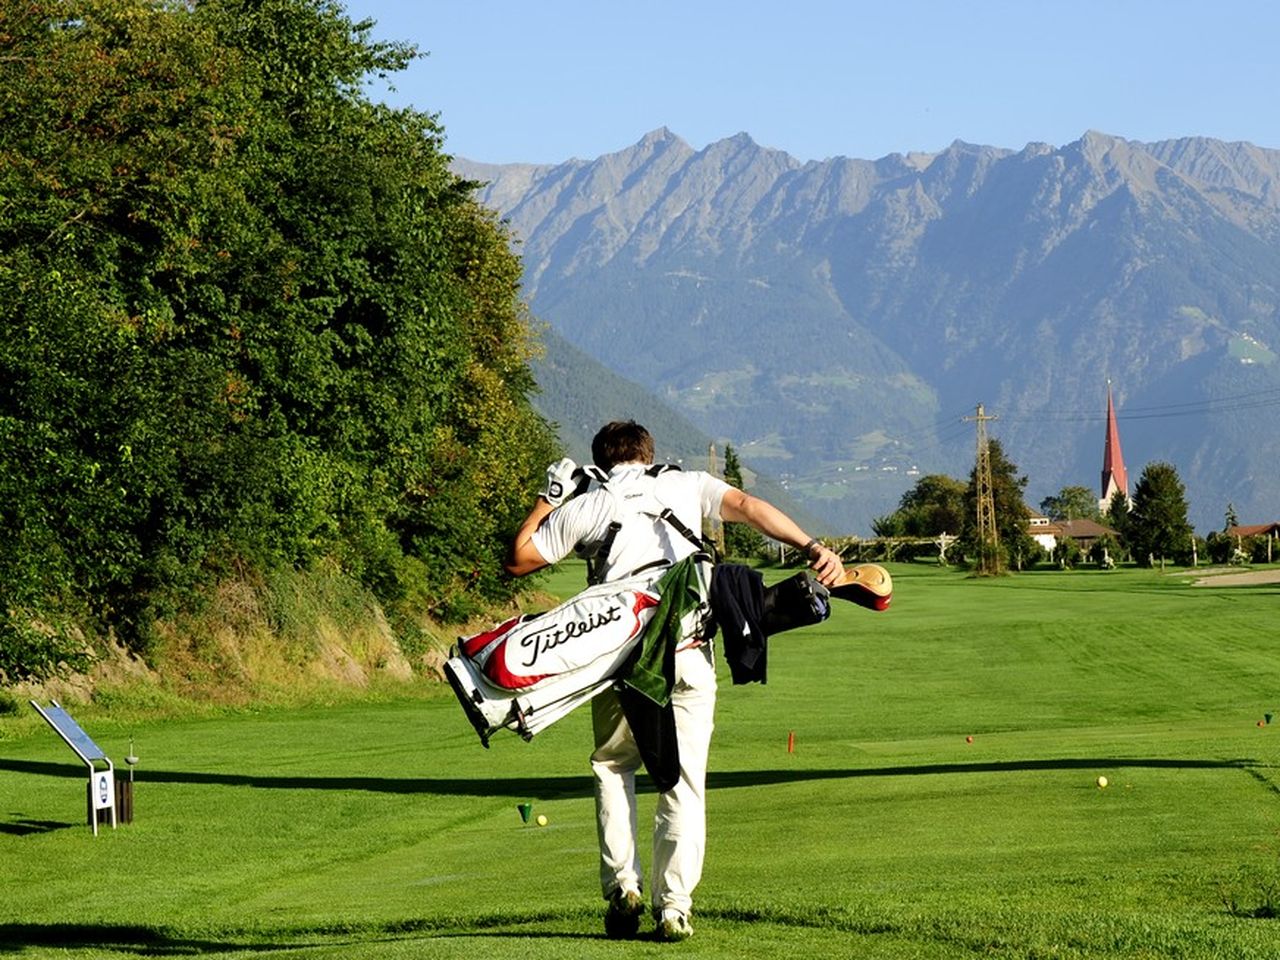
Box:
[829,563,892,611]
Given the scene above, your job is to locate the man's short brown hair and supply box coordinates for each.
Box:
[591,420,655,471]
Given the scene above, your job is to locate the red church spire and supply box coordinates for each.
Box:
[1100,381,1128,508]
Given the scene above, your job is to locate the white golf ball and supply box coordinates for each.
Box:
[1096,776,1108,789]
[536,814,548,826]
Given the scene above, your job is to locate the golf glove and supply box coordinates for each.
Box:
[542,457,586,507]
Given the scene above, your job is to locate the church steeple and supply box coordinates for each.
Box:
[1099,381,1128,512]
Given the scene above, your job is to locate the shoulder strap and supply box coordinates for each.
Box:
[657,507,706,553]
[585,465,714,583]
[587,520,624,585]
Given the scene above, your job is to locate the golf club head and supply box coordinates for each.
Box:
[829,563,892,611]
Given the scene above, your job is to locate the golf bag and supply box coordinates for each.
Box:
[443,574,665,746]
[444,555,716,747]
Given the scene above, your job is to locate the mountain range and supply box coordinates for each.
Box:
[454,129,1280,535]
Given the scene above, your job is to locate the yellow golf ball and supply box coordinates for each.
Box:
[536,814,548,826]
[1096,776,1108,789]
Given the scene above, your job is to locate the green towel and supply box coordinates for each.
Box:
[622,556,707,705]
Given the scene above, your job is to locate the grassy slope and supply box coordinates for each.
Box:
[2,562,1278,958]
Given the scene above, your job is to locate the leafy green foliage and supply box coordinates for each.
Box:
[0,0,555,676]
[1205,530,1233,565]
[873,473,966,538]
[1089,532,1123,567]
[0,614,92,683]
[1039,485,1101,522]
[1052,536,1082,568]
[1128,462,1194,566]
[721,443,766,559]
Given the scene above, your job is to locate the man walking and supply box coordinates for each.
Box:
[504,420,845,942]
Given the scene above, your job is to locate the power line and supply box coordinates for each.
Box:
[998,385,1280,424]
[763,380,1280,490]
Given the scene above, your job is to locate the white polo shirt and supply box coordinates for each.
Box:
[531,463,731,585]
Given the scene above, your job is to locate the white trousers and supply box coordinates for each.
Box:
[590,643,717,917]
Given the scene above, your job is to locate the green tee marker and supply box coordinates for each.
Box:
[517,802,533,824]
[1266,713,1273,725]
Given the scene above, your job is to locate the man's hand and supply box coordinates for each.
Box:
[541,457,582,508]
[806,542,844,587]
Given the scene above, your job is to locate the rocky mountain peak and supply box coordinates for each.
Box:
[455,131,1280,533]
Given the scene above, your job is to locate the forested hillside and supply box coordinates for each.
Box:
[530,326,821,530]
[0,0,557,683]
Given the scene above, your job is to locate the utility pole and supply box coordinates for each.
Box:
[964,403,1000,575]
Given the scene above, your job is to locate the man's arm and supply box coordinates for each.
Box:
[505,457,585,577]
[719,488,844,585]
[504,499,554,577]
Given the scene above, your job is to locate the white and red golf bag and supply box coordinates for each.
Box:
[443,573,674,746]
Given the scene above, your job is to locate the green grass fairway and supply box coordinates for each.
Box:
[3,563,1280,957]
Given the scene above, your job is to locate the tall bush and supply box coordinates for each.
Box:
[0,0,556,675]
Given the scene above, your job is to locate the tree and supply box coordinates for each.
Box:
[1053,537,1082,569]
[1039,485,1101,522]
[870,513,903,538]
[875,474,967,538]
[962,439,1036,572]
[1128,462,1194,567]
[0,0,557,674]
[1089,534,1121,569]
[721,444,766,559]
[1205,530,1233,565]
[1224,502,1239,532]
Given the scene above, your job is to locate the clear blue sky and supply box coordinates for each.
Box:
[345,1,1280,165]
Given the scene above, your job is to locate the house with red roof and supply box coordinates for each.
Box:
[1057,518,1120,551]
[1226,523,1280,539]
[1225,522,1280,563]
